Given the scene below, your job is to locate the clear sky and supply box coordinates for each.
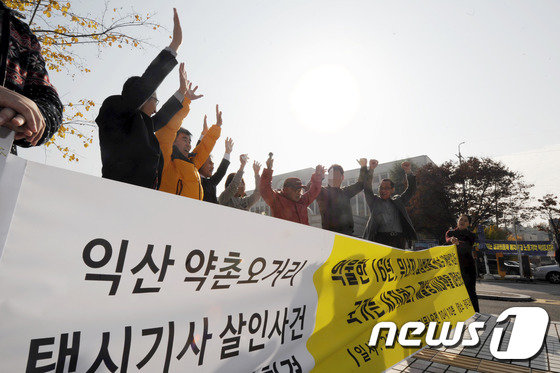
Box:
[18,0,560,198]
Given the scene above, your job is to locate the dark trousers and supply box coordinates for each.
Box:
[460,265,480,312]
[375,232,407,250]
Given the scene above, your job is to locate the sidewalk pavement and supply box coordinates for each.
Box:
[478,274,538,283]
[476,290,533,302]
[385,313,559,373]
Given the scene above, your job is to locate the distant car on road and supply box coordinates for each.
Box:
[533,264,560,284]
[477,258,525,275]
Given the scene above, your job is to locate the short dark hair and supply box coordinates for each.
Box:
[459,214,472,224]
[176,128,192,138]
[380,178,395,188]
[328,164,344,175]
[122,76,142,96]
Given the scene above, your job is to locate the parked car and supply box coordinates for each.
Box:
[477,258,522,275]
[533,264,560,284]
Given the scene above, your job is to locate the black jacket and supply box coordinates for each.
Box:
[316,166,367,235]
[1,3,63,150]
[201,157,230,204]
[363,172,418,242]
[446,228,477,268]
[96,49,181,189]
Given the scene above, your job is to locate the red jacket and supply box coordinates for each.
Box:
[260,168,322,225]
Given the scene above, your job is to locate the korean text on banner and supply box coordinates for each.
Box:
[308,236,474,372]
[0,158,474,372]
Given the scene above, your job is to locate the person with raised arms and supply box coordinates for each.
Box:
[96,8,187,189]
[219,156,262,211]
[199,133,234,204]
[259,154,325,225]
[315,158,368,235]
[363,159,417,249]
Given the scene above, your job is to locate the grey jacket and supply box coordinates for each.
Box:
[218,170,261,211]
[362,171,417,242]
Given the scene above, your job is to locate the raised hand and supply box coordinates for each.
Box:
[178,63,188,96]
[169,8,182,53]
[240,154,248,168]
[215,105,223,126]
[225,137,234,154]
[201,115,208,137]
[253,161,261,175]
[186,81,203,101]
[266,155,274,170]
[369,159,379,171]
[401,161,412,173]
[357,158,367,167]
[315,164,326,176]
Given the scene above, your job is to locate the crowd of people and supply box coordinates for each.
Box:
[0,5,479,310]
[93,9,423,251]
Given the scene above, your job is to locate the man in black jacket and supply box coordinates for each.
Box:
[96,8,186,189]
[199,136,233,204]
[363,160,417,249]
[316,158,368,235]
[0,1,63,150]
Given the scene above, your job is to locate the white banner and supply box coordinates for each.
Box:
[0,156,474,372]
[0,157,333,372]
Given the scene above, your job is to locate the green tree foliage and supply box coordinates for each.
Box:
[389,159,418,195]
[407,157,533,241]
[407,163,455,242]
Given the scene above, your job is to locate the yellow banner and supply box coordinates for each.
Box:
[307,236,475,372]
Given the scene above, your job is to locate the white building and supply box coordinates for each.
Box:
[249,155,435,237]
[515,226,550,241]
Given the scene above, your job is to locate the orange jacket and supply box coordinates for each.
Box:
[156,98,221,200]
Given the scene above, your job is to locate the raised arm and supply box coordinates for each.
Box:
[121,9,182,112]
[218,155,247,205]
[363,159,378,209]
[155,64,191,161]
[259,156,276,206]
[152,62,195,131]
[192,105,222,169]
[343,158,368,198]
[398,161,417,205]
[301,165,325,206]
[241,161,262,209]
[209,137,233,184]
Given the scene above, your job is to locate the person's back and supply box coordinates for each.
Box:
[98,96,165,188]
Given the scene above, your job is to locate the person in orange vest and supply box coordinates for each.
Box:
[156,66,221,200]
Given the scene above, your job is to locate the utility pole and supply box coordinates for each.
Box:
[457,142,466,213]
[510,194,524,278]
[457,142,465,164]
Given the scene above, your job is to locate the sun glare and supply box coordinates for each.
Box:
[290,65,361,133]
